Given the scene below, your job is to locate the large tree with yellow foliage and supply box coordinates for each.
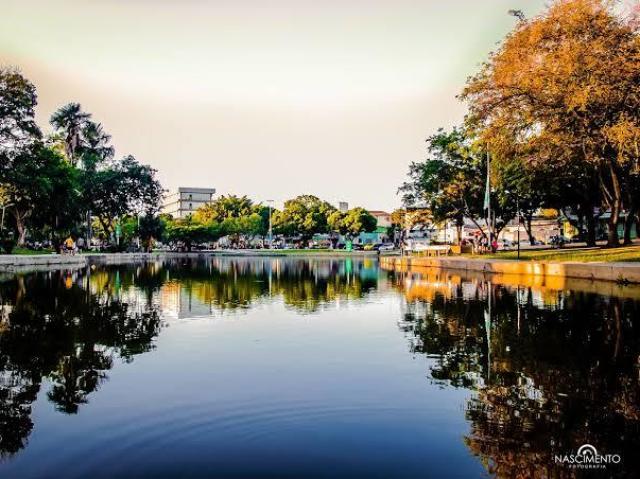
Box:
[462,0,640,246]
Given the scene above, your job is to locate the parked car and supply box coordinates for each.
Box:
[377,243,395,251]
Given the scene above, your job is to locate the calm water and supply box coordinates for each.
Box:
[0,257,638,478]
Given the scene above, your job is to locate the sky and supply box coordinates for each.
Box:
[0,0,547,211]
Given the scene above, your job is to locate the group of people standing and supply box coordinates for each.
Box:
[464,234,498,254]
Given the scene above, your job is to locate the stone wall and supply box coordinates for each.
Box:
[379,255,640,284]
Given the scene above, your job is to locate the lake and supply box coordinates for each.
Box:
[0,257,638,478]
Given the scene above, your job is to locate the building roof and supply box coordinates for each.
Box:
[368,210,390,216]
[177,187,216,194]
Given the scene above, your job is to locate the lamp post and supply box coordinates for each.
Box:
[267,199,274,249]
[516,193,521,260]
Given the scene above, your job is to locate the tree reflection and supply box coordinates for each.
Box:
[158,257,379,315]
[394,272,640,478]
[0,270,162,456]
[0,257,378,457]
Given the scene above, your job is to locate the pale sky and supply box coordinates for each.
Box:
[1,0,546,211]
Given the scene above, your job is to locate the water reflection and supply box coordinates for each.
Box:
[158,257,381,316]
[392,270,640,477]
[0,258,381,458]
[0,270,162,456]
[0,258,638,478]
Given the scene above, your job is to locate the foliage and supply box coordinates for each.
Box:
[399,128,517,241]
[50,103,92,165]
[1,143,83,245]
[0,67,41,155]
[273,195,336,238]
[461,0,640,246]
[194,195,254,223]
[327,207,376,237]
[164,217,225,250]
[85,155,164,237]
[0,68,165,249]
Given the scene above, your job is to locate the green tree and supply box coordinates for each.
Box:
[165,218,224,251]
[120,213,165,251]
[0,67,41,155]
[88,155,164,238]
[50,103,91,165]
[194,195,254,223]
[399,128,516,242]
[328,207,376,238]
[30,147,83,246]
[273,195,336,239]
[2,144,80,245]
[79,121,114,169]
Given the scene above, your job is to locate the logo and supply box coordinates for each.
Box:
[554,444,621,470]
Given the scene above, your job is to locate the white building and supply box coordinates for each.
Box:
[368,210,392,228]
[163,187,216,218]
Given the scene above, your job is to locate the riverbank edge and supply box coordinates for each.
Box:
[0,250,380,271]
[379,255,640,284]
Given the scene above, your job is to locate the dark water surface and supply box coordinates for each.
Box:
[0,257,638,478]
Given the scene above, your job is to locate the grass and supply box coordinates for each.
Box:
[472,245,640,263]
[9,247,55,256]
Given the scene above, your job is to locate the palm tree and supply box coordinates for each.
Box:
[81,121,114,169]
[50,103,91,165]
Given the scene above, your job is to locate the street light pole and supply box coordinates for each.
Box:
[516,194,521,260]
[267,199,274,249]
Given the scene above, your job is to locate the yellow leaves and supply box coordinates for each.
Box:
[463,0,640,172]
[604,118,640,165]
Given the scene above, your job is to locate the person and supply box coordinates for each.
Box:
[63,236,76,255]
[76,236,85,251]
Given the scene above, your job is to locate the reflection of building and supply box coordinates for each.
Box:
[159,281,217,319]
[162,187,216,218]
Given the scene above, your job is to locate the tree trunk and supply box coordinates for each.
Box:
[623,206,637,245]
[605,162,622,247]
[607,206,621,247]
[585,213,597,247]
[523,213,535,244]
[468,217,487,240]
[11,208,31,246]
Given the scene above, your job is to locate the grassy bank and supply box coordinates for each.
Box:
[473,246,640,263]
[9,247,55,256]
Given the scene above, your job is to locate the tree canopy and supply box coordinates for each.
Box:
[461,0,640,246]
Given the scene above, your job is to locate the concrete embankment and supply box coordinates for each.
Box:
[0,250,379,272]
[379,255,640,284]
